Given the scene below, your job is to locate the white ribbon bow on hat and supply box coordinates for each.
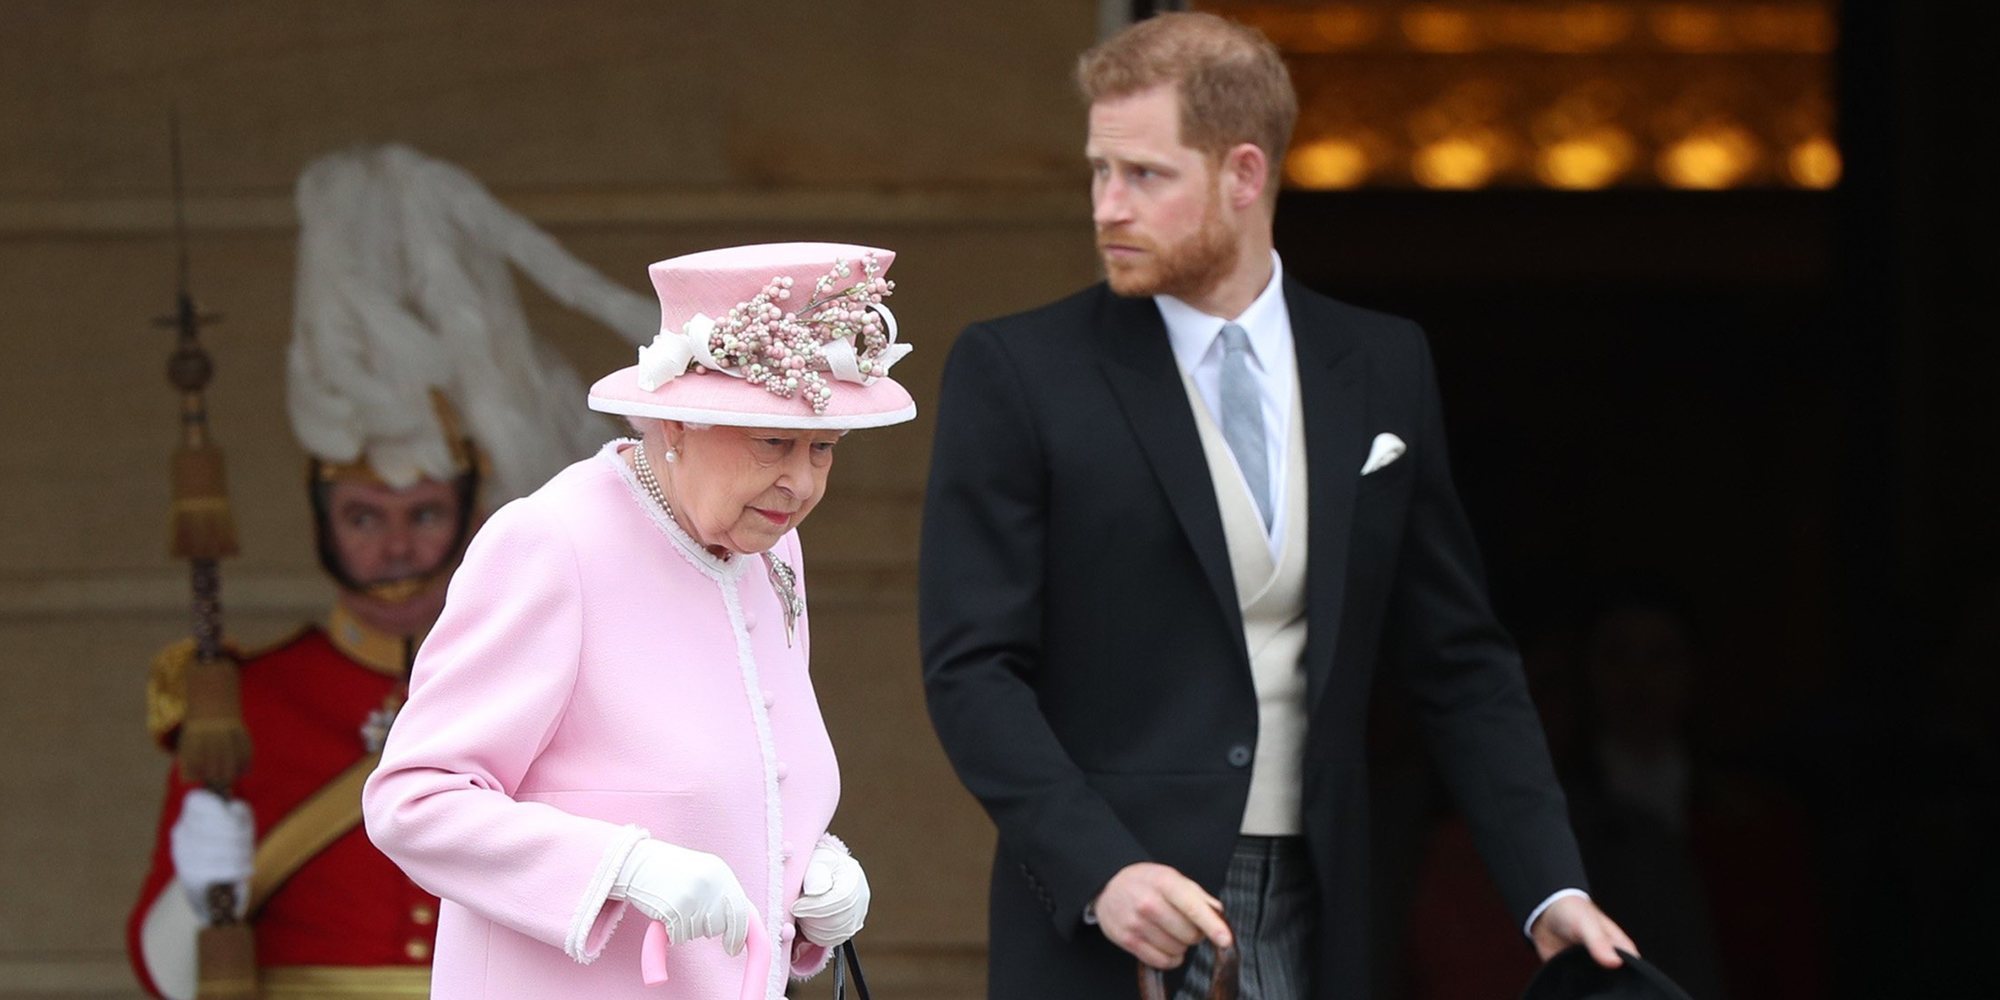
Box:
[821,303,912,385]
[636,314,708,391]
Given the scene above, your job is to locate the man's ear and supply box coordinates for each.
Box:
[1221,142,1270,211]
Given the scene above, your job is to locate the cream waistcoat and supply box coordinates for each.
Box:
[1181,369,1310,836]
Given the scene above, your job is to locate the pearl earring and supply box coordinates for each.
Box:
[663,448,678,463]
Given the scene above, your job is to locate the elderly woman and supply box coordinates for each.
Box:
[362,243,915,999]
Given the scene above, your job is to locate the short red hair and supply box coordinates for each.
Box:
[1077,12,1297,199]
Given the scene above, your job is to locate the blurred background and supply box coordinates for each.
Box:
[0,1,1990,997]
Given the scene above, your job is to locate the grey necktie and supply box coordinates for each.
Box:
[1217,322,1272,529]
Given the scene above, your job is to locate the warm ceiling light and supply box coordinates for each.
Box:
[1403,5,1483,52]
[1556,3,1636,51]
[1786,135,1841,188]
[1413,134,1501,188]
[1735,5,1837,53]
[1308,6,1381,49]
[1537,128,1638,189]
[1286,137,1374,189]
[1658,125,1761,188]
[1650,4,1732,52]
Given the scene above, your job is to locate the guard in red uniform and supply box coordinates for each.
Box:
[128,464,471,998]
[125,143,654,999]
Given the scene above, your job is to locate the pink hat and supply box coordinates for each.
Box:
[588,242,916,430]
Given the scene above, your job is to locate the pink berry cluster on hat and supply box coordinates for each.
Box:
[588,242,917,430]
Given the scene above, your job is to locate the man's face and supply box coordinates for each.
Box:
[325,477,462,587]
[1087,84,1238,300]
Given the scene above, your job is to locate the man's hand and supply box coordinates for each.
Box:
[1530,894,1637,968]
[1093,862,1233,970]
[169,788,253,918]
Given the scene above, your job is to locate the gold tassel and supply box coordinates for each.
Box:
[171,444,239,561]
[178,656,251,789]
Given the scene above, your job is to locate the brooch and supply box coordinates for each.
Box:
[763,553,803,647]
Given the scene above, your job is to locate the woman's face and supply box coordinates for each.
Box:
[660,420,842,554]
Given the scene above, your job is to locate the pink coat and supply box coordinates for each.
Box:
[363,441,841,999]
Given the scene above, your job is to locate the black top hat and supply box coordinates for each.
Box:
[1520,946,1696,1000]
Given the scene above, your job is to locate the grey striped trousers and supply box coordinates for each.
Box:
[1175,836,1316,1000]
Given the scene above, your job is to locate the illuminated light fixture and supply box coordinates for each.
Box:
[1403,5,1483,53]
[1413,133,1503,188]
[1555,3,1636,51]
[1786,135,1841,188]
[1658,125,1761,188]
[1497,3,1635,53]
[1536,128,1638,189]
[1308,6,1380,49]
[1734,4,1836,53]
[1287,137,1375,189]
[1650,3,1732,52]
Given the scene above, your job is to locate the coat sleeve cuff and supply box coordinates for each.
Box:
[1522,888,1590,939]
[565,824,651,963]
[789,939,835,979]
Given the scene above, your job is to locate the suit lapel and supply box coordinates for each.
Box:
[1289,279,1368,708]
[1091,291,1245,642]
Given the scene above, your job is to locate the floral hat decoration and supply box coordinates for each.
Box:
[587,242,916,430]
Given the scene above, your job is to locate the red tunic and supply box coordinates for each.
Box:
[126,624,439,997]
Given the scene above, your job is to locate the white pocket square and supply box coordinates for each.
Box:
[1360,433,1406,476]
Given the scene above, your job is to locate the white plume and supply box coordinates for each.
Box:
[288,144,655,503]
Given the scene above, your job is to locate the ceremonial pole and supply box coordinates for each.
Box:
[155,109,257,1000]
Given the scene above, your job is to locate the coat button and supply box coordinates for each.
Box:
[744,611,759,631]
[1226,744,1253,768]
[781,921,797,943]
[762,688,776,708]
[410,903,436,926]
[776,762,790,782]
[404,938,431,960]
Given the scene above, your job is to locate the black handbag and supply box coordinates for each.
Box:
[830,939,872,1000]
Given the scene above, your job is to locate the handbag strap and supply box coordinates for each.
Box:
[832,940,872,1000]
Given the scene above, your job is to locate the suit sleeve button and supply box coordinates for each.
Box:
[1227,744,1253,768]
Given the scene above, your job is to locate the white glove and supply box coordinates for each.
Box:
[792,840,869,948]
[169,788,253,919]
[610,839,753,956]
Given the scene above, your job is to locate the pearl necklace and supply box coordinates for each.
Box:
[633,441,732,563]
[632,441,677,523]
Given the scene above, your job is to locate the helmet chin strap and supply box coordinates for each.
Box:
[350,565,452,606]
